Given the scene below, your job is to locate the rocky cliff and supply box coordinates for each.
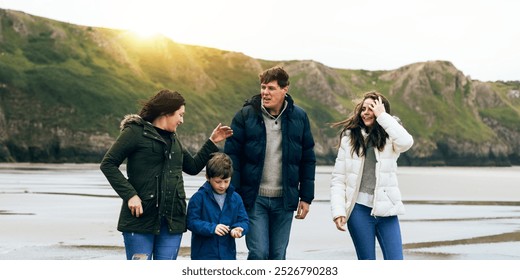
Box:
[1,9,519,166]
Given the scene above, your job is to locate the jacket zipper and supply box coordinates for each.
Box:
[371,149,380,215]
[345,156,364,220]
[155,175,159,207]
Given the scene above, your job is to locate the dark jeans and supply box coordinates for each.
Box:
[246,196,294,260]
[347,203,404,260]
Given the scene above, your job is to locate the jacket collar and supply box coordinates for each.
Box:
[244,93,295,113]
[119,114,174,142]
[260,100,288,121]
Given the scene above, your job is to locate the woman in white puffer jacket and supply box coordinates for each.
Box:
[330,91,413,260]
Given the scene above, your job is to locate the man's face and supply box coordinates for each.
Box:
[261,80,288,114]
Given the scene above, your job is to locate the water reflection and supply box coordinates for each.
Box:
[0,163,519,260]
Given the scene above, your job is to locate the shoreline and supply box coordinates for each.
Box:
[1,164,519,260]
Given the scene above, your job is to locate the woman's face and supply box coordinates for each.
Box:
[165,105,185,132]
[361,98,376,128]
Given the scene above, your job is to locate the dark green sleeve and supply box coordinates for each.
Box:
[100,126,139,201]
[182,139,219,175]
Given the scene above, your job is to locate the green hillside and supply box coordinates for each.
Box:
[1,9,519,166]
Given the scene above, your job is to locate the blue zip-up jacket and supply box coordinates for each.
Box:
[224,94,316,211]
[187,181,249,260]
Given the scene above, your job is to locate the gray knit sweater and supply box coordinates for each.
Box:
[258,102,287,197]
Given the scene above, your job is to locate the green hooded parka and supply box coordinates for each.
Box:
[100,114,219,234]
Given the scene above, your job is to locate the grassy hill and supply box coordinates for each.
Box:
[1,9,519,166]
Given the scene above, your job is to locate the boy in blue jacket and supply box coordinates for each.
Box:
[187,152,249,260]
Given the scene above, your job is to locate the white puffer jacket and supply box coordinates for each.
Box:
[330,112,413,220]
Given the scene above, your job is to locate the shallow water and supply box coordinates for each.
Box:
[0,163,519,260]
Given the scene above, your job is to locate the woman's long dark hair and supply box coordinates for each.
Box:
[331,91,391,157]
[139,89,185,122]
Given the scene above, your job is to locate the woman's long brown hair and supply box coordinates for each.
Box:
[331,91,391,157]
[139,89,185,122]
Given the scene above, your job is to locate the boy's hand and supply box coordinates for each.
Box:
[230,227,244,238]
[215,224,230,236]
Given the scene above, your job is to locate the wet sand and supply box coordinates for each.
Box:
[0,163,519,260]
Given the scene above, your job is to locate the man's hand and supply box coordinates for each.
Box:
[295,200,310,219]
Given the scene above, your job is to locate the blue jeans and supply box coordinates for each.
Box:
[347,203,403,260]
[246,196,294,260]
[122,217,183,260]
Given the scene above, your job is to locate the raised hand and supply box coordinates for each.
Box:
[370,96,386,117]
[209,123,233,144]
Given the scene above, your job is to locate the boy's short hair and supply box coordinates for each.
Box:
[206,152,233,179]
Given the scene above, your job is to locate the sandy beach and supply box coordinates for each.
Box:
[0,163,519,260]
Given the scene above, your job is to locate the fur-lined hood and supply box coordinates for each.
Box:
[119,114,144,130]
[119,114,145,130]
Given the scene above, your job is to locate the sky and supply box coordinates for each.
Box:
[1,0,519,82]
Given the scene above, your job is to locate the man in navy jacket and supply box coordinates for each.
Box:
[224,66,316,260]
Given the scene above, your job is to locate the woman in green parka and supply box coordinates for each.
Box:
[100,89,233,260]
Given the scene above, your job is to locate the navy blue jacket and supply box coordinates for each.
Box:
[224,94,316,211]
[187,181,249,260]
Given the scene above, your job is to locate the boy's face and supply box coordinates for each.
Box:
[208,176,231,194]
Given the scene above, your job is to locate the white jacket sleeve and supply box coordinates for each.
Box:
[376,112,414,153]
[330,136,348,220]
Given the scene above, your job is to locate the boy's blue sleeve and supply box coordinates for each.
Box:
[231,194,249,236]
[187,192,216,236]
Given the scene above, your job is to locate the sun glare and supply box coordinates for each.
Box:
[118,6,169,40]
[127,25,161,39]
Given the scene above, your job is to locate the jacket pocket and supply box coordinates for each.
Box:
[174,176,187,215]
[382,187,402,207]
[174,191,187,216]
[139,194,157,218]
